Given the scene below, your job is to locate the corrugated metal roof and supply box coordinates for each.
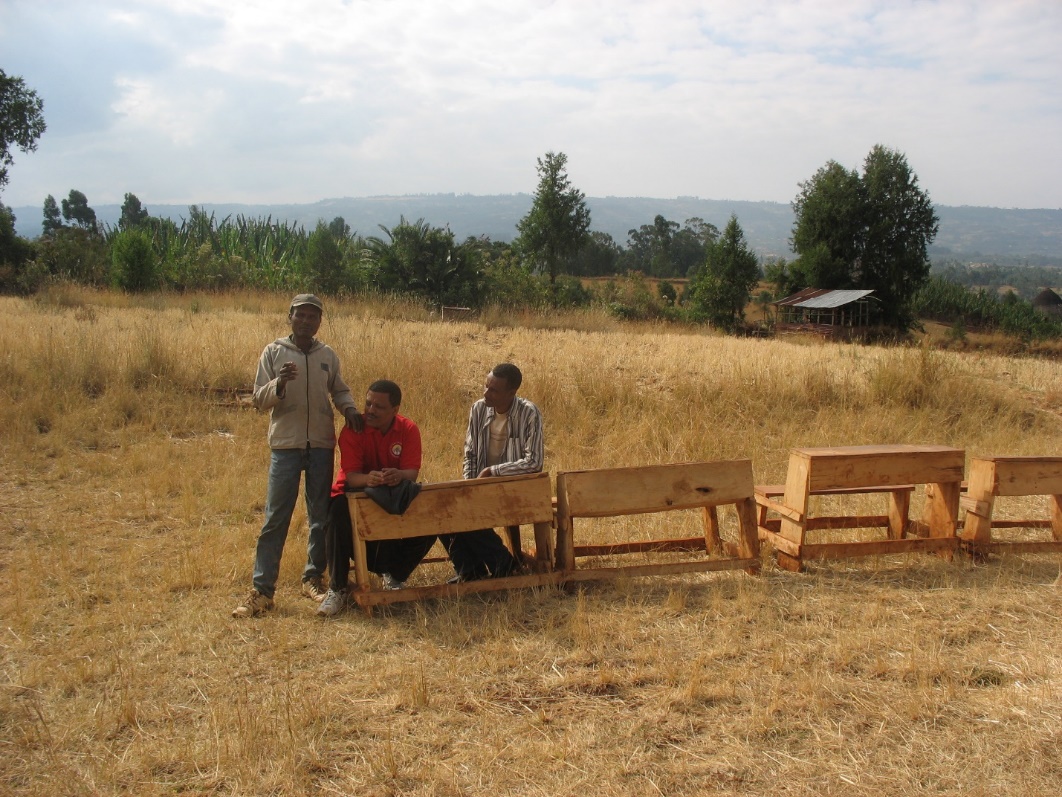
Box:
[774,289,874,309]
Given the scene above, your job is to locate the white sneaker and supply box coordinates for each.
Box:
[317,588,347,617]
[380,573,406,590]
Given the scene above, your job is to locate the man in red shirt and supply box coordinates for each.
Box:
[318,380,434,616]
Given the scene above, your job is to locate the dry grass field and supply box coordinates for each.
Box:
[2,287,1061,796]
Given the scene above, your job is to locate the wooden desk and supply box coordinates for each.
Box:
[762,444,965,571]
[347,471,558,611]
[960,456,1062,556]
[756,483,915,540]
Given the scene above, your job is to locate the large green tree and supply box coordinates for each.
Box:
[858,146,939,330]
[790,145,938,330]
[623,215,718,277]
[42,193,63,236]
[790,160,864,289]
[568,231,622,276]
[119,192,149,229]
[0,69,46,193]
[515,151,591,289]
[61,189,97,231]
[687,214,760,332]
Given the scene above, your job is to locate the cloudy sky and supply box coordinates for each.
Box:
[2,0,1060,210]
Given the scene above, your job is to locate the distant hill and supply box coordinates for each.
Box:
[9,195,1062,263]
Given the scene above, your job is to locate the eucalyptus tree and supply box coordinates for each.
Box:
[0,69,45,193]
[61,189,97,231]
[42,194,63,236]
[119,192,150,229]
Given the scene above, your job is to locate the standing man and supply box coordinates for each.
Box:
[317,379,435,617]
[440,363,544,581]
[233,294,361,618]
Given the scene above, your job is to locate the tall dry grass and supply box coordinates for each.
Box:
[1,287,1060,796]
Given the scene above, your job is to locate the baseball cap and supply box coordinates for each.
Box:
[290,293,324,313]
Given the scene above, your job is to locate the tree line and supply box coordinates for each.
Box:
[3,67,1058,338]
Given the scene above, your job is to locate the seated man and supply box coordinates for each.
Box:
[318,379,435,616]
[440,362,544,581]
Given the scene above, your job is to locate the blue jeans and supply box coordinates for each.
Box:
[252,447,334,598]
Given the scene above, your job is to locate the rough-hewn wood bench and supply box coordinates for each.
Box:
[347,471,558,612]
[761,444,965,572]
[960,456,1062,557]
[554,460,760,582]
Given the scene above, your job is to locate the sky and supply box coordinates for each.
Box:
[2,0,1060,211]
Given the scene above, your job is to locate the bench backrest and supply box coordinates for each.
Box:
[978,456,1062,497]
[351,471,553,541]
[557,460,755,519]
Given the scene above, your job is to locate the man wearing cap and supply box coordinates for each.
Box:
[233,294,361,618]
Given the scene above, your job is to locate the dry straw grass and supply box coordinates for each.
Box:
[2,286,1061,796]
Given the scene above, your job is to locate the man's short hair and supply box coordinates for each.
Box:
[491,363,522,391]
[368,379,402,407]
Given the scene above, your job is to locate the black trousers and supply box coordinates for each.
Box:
[325,494,436,590]
[438,529,517,580]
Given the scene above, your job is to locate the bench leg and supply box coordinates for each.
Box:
[703,505,722,553]
[887,489,910,540]
[352,533,374,616]
[1051,495,1062,542]
[504,525,522,559]
[923,480,961,560]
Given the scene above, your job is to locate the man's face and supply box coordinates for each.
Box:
[288,305,322,339]
[482,372,516,410]
[364,390,398,430]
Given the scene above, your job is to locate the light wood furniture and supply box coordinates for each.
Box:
[960,456,1062,556]
[347,471,558,612]
[756,483,915,541]
[554,460,760,582]
[760,444,965,571]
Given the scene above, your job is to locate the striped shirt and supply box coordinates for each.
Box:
[463,395,544,479]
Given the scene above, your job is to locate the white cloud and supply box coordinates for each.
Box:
[2,0,1060,208]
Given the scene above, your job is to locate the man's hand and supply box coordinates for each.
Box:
[365,469,402,488]
[477,467,494,478]
[344,406,364,432]
[379,468,403,486]
[276,361,297,397]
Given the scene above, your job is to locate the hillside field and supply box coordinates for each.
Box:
[2,288,1060,796]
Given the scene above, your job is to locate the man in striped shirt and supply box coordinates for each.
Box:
[441,363,544,581]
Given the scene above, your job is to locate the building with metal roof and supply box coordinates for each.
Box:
[772,288,877,336]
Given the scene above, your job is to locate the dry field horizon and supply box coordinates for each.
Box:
[2,287,1060,796]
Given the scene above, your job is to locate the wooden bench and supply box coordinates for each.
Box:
[554,460,760,582]
[347,471,559,612]
[960,456,1062,557]
[761,444,965,572]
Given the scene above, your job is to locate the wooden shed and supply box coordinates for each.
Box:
[773,288,876,337]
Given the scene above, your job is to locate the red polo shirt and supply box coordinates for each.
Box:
[330,414,423,497]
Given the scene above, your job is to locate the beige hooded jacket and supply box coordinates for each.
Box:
[252,336,356,450]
